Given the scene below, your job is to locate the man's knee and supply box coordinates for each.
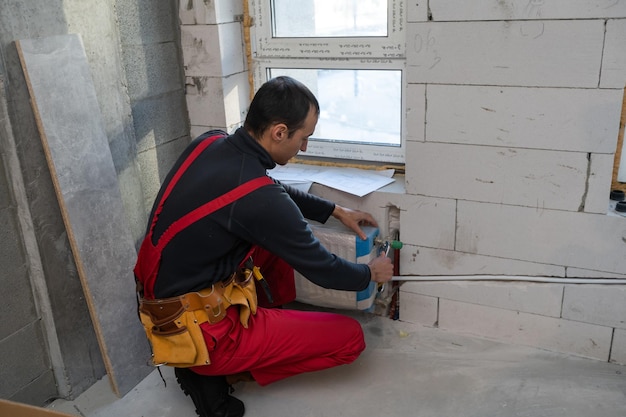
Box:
[338,316,366,360]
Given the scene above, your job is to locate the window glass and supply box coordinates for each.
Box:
[268,68,401,147]
[271,0,388,38]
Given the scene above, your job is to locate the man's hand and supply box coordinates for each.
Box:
[332,205,378,240]
[368,253,394,283]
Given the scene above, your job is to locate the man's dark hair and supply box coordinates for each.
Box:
[244,76,320,139]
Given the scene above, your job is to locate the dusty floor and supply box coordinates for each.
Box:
[48,306,626,417]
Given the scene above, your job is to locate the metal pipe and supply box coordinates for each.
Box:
[392,275,626,285]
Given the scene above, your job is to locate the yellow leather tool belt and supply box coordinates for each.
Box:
[139,269,258,367]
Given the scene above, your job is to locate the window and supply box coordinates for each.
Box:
[271,0,388,38]
[249,0,406,164]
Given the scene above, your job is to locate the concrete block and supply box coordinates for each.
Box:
[456,201,626,274]
[563,285,626,329]
[399,245,565,277]
[7,370,57,407]
[405,141,588,211]
[398,291,438,327]
[567,268,626,279]
[216,23,245,76]
[180,0,214,25]
[132,90,189,153]
[400,196,456,250]
[426,85,622,153]
[429,0,626,21]
[190,125,227,140]
[181,25,222,76]
[0,208,39,340]
[121,42,182,100]
[401,281,563,317]
[601,19,626,88]
[0,322,50,398]
[179,0,243,25]
[181,24,244,77]
[138,137,190,209]
[584,153,615,214]
[0,164,10,210]
[611,329,626,365]
[439,299,613,361]
[186,76,227,127]
[221,72,250,131]
[407,20,605,87]
[116,0,178,44]
[405,83,425,142]
[407,0,429,22]
[187,72,251,138]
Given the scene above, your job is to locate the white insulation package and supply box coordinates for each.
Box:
[294,218,379,311]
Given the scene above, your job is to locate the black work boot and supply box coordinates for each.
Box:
[174,367,245,417]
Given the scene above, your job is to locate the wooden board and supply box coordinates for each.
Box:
[16,34,152,397]
[611,88,626,193]
[0,399,75,417]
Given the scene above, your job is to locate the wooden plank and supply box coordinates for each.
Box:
[16,34,152,397]
[0,399,75,417]
[612,88,626,192]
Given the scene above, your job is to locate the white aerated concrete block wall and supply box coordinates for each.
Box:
[180,0,249,137]
[399,0,626,364]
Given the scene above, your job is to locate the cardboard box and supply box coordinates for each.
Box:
[0,399,75,417]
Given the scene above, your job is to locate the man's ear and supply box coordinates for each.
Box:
[270,123,289,142]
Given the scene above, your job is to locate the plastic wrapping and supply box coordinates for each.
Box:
[294,218,378,311]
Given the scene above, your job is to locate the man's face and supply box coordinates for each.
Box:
[274,105,318,165]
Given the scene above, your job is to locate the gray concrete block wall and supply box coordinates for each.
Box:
[116,0,190,225]
[0,322,56,403]
[0,0,189,407]
[1,21,99,400]
[0,156,56,405]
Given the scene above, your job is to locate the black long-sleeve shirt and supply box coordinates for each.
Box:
[148,127,371,298]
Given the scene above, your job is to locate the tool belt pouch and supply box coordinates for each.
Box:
[138,268,258,367]
[224,269,258,328]
[139,299,211,368]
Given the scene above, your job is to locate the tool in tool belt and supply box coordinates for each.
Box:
[244,256,274,304]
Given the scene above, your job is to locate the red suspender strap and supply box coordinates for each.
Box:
[134,133,273,299]
[156,176,273,251]
[149,134,221,233]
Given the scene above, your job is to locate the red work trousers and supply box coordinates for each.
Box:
[191,247,366,386]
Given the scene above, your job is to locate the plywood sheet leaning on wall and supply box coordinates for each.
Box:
[16,34,152,397]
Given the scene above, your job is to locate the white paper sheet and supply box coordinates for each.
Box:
[268,164,395,197]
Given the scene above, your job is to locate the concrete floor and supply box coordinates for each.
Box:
[47,307,626,417]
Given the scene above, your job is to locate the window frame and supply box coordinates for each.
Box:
[248,0,407,164]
